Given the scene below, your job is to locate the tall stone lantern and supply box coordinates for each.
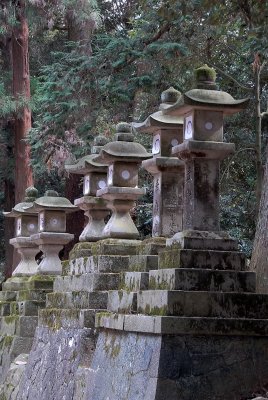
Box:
[65,135,110,242]
[97,122,152,239]
[30,190,78,274]
[164,65,249,249]
[4,187,39,276]
[133,87,184,237]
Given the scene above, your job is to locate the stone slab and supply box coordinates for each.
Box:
[0,316,38,337]
[2,276,54,291]
[137,290,268,319]
[108,291,137,314]
[46,290,108,310]
[96,314,268,336]
[120,271,149,291]
[38,308,101,330]
[9,300,45,316]
[167,230,239,251]
[53,274,119,293]
[158,248,246,270]
[149,268,256,292]
[129,255,158,272]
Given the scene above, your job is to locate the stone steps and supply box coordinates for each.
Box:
[159,249,246,270]
[149,268,256,292]
[46,291,108,310]
[53,274,120,293]
[39,308,105,329]
[137,290,268,319]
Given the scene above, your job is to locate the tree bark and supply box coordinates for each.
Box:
[250,145,268,293]
[12,1,33,204]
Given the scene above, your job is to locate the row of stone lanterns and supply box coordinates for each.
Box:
[4,65,249,277]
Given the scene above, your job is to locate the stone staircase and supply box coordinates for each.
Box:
[93,243,268,399]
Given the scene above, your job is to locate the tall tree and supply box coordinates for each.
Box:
[12,0,33,204]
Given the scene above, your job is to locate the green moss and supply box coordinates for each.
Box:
[118,291,124,301]
[61,260,69,276]
[195,64,216,82]
[28,275,54,282]
[3,315,18,324]
[140,304,167,316]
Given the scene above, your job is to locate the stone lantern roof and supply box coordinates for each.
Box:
[97,122,152,163]
[65,154,108,175]
[4,187,39,217]
[164,65,249,116]
[65,135,109,175]
[31,190,78,213]
[133,87,183,133]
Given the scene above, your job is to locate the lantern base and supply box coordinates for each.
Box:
[10,237,39,276]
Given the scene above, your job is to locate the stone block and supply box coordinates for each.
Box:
[9,300,45,316]
[121,272,149,291]
[2,276,54,291]
[159,248,246,270]
[95,312,125,330]
[38,308,101,329]
[0,316,38,336]
[0,302,10,316]
[53,273,119,293]
[129,255,158,272]
[149,268,256,292]
[16,289,52,302]
[108,290,137,314]
[92,238,141,256]
[137,290,268,319]
[0,291,17,302]
[167,230,239,251]
[46,291,108,310]
[138,237,167,255]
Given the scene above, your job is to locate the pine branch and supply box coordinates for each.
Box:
[211,63,253,92]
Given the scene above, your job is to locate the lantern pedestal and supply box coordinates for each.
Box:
[142,157,184,237]
[74,196,110,242]
[97,187,145,239]
[31,232,74,275]
[10,237,39,276]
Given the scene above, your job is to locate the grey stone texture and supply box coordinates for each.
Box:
[18,326,96,400]
[86,330,268,400]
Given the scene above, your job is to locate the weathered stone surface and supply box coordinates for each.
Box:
[18,326,96,400]
[128,255,158,272]
[86,329,268,400]
[167,230,238,251]
[53,273,119,292]
[137,290,268,318]
[107,291,137,313]
[159,248,246,270]
[149,268,256,292]
[86,330,161,400]
[2,276,54,292]
[39,308,100,329]
[46,290,108,309]
[96,314,268,336]
[121,271,149,291]
[0,316,38,337]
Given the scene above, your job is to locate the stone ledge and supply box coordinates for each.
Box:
[95,313,268,336]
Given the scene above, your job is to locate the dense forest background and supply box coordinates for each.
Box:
[0,0,268,278]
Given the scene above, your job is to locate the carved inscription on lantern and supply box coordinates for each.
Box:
[152,174,162,236]
[184,162,194,229]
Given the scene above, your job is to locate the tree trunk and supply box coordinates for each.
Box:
[12,1,33,204]
[250,146,268,293]
[254,66,263,215]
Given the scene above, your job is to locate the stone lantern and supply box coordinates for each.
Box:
[65,135,110,242]
[164,65,249,249]
[4,187,39,276]
[30,190,78,274]
[96,122,152,239]
[133,87,184,237]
